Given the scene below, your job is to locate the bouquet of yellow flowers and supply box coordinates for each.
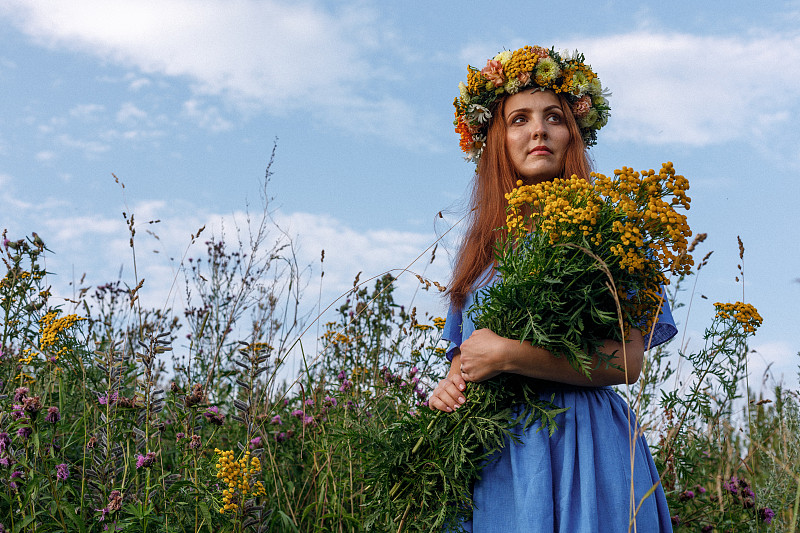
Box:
[362,163,694,531]
[471,162,693,375]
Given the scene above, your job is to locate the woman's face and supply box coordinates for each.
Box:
[503,89,570,183]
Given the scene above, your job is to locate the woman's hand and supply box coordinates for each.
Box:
[428,354,468,412]
[459,328,508,382]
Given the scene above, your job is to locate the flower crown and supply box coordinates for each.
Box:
[454,45,610,163]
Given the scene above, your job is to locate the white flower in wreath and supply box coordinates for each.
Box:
[494,50,513,65]
[468,104,492,124]
[505,78,522,94]
[459,82,469,101]
[571,71,590,96]
[577,108,599,129]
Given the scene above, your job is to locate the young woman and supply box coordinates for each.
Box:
[430,46,676,532]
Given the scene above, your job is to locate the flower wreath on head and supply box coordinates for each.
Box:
[454,45,611,163]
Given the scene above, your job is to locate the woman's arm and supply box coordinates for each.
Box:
[458,328,644,386]
[429,329,644,412]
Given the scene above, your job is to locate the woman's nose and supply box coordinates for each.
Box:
[531,120,548,139]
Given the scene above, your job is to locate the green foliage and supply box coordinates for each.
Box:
[0,173,797,532]
[360,375,567,531]
[471,233,624,377]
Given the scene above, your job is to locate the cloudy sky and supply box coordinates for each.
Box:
[1,0,798,389]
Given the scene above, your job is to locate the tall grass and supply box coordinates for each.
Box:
[0,161,797,532]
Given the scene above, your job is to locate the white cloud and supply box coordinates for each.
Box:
[182,99,232,132]
[35,150,56,161]
[128,77,152,91]
[0,1,437,147]
[748,341,799,391]
[273,211,449,298]
[460,30,800,149]
[2,1,374,108]
[15,195,448,326]
[573,31,800,147]
[116,102,147,124]
[69,103,105,119]
[55,133,110,156]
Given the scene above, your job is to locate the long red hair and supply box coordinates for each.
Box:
[448,91,592,310]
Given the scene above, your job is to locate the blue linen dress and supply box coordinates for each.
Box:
[442,274,676,532]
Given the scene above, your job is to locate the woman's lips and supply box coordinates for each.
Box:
[529,145,552,155]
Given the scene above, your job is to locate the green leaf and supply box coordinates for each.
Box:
[198,501,214,532]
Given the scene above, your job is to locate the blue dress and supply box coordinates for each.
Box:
[443,274,676,532]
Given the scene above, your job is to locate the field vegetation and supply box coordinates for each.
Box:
[1,160,797,532]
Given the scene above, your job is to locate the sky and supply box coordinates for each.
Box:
[1,0,799,391]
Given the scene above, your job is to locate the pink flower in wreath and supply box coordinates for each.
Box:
[571,95,592,118]
[517,71,531,86]
[481,59,506,87]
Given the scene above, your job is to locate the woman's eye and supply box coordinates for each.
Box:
[511,115,526,124]
[547,114,562,123]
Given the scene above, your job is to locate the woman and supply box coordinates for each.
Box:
[430,46,676,532]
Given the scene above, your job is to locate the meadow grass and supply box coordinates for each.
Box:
[0,168,797,532]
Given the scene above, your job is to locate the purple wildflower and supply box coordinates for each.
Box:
[249,436,262,449]
[13,387,28,403]
[135,451,157,469]
[203,406,224,426]
[271,415,282,425]
[758,507,776,524]
[339,379,352,392]
[678,490,695,501]
[302,415,316,427]
[290,409,304,418]
[108,490,123,512]
[176,432,186,442]
[95,507,109,522]
[723,476,739,495]
[0,433,10,453]
[304,398,314,406]
[45,406,61,424]
[10,405,25,421]
[670,515,680,526]
[337,370,347,382]
[275,432,288,443]
[189,435,201,449]
[10,470,22,490]
[16,427,31,440]
[56,463,69,481]
[0,457,13,468]
[22,396,42,417]
[98,391,119,406]
[324,395,337,407]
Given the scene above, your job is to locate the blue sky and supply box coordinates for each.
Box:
[1,0,799,389]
